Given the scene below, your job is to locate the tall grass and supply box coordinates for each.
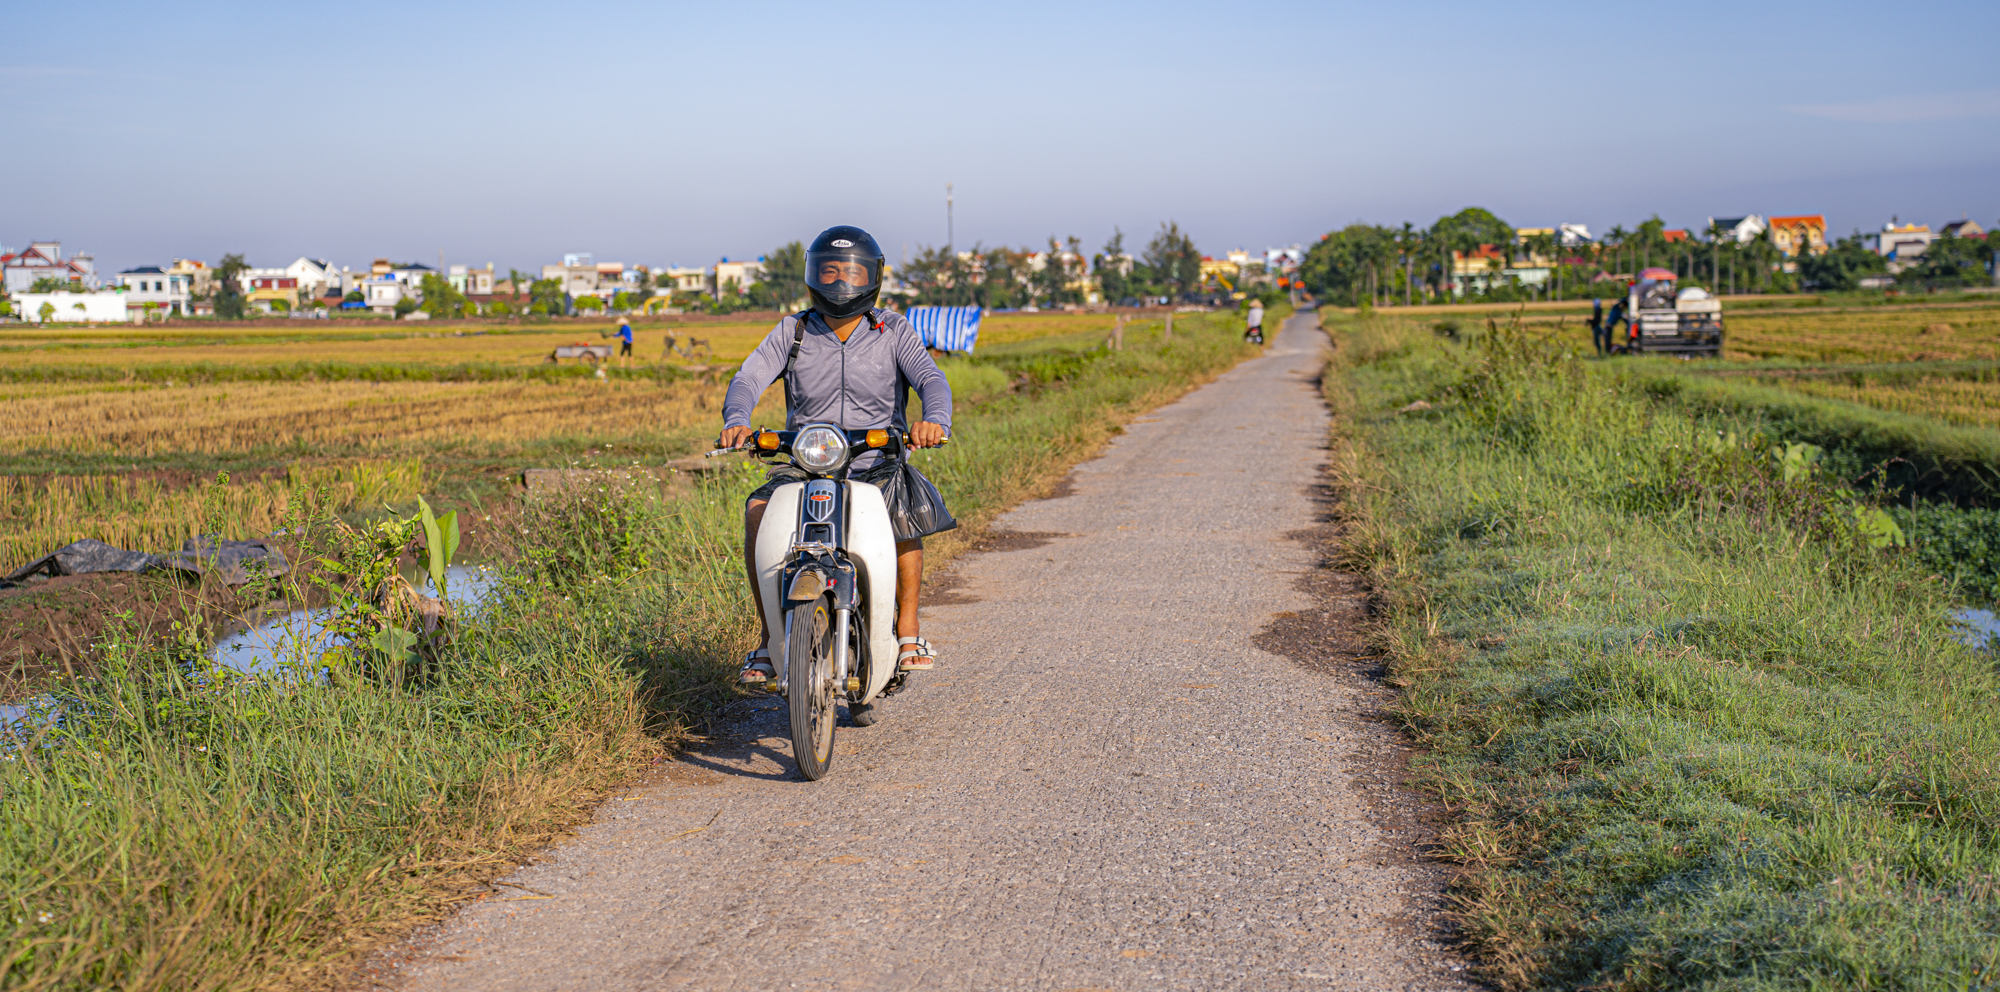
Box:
[1327,312,2000,991]
[0,307,1263,991]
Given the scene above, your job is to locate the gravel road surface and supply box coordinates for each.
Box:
[370,311,1471,991]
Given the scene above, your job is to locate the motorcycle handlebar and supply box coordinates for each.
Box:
[705,428,948,459]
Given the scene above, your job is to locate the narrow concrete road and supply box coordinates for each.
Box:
[373,312,1471,991]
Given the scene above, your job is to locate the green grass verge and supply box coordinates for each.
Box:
[0,308,1266,990]
[1325,313,2000,991]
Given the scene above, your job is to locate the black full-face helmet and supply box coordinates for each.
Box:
[804,225,884,318]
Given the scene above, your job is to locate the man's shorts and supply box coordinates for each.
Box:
[619,341,632,356]
[746,460,954,541]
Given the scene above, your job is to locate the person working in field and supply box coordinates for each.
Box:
[716,225,954,686]
[617,317,634,367]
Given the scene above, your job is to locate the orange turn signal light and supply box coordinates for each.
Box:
[866,429,890,448]
[755,431,780,450]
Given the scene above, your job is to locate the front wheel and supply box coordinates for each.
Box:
[785,597,837,780]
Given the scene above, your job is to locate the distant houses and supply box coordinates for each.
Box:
[3,204,1988,325]
[2,242,97,292]
[1707,216,1767,244]
[117,265,193,316]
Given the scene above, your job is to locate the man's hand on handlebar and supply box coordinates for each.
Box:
[909,421,948,448]
[717,425,754,450]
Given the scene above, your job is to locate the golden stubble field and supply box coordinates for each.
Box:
[0,311,1131,369]
[1724,306,2000,362]
[1751,375,2000,429]
[0,378,739,457]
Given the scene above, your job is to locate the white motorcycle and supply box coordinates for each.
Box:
[712,424,938,780]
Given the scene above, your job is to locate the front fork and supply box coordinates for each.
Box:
[775,555,859,696]
[832,609,854,693]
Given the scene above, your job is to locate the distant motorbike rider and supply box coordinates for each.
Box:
[716,226,954,686]
[1245,299,1265,344]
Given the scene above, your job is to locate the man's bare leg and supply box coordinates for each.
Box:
[895,537,923,642]
[744,499,770,651]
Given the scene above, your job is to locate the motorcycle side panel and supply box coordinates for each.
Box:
[844,481,899,703]
[754,481,805,652]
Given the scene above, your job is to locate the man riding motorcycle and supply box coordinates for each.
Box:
[716,226,954,687]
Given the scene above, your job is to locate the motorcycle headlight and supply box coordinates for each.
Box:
[793,426,848,473]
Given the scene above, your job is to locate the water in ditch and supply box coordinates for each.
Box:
[207,563,500,676]
[1,564,502,738]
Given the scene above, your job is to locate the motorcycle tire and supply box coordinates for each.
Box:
[785,597,837,780]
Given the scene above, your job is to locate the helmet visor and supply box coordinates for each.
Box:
[804,250,881,305]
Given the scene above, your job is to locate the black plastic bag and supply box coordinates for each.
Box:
[860,458,958,542]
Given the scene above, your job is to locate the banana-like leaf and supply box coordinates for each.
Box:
[437,509,460,577]
[369,625,419,659]
[417,496,448,594]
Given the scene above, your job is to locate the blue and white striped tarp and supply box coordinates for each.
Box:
[905,306,983,353]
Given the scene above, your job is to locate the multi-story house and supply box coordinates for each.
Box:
[168,259,213,297]
[1874,220,1935,267]
[364,275,408,313]
[1769,215,1827,258]
[117,265,193,315]
[246,276,300,311]
[1706,216,1767,244]
[714,258,764,297]
[658,265,712,295]
[448,264,496,296]
[541,253,601,298]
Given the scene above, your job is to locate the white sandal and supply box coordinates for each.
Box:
[897,636,937,672]
[739,648,775,685]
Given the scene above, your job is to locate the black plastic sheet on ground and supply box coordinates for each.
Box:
[153,536,290,585]
[2,536,288,588]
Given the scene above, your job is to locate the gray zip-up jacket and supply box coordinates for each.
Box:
[722,309,953,467]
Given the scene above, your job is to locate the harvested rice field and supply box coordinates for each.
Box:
[1751,373,2000,430]
[1723,304,2000,362]
[0,310,1132,370]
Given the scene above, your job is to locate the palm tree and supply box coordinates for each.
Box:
[1398,222,1417,306]
[1602,225,1630,279]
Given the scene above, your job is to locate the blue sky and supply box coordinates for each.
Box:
[5,0,1996,274]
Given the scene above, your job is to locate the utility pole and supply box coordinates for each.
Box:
[946,183,954,250]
